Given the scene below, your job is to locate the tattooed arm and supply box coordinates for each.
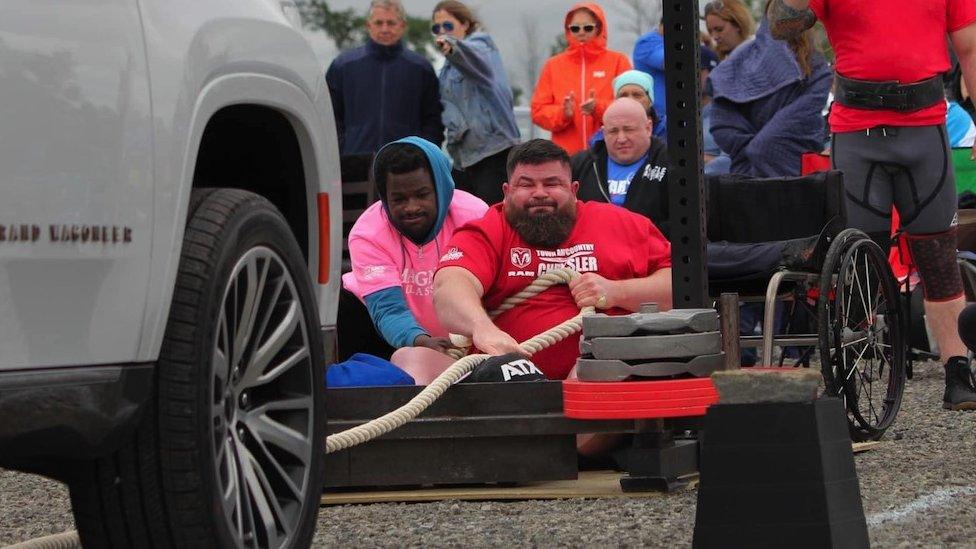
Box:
[767,0,817,41]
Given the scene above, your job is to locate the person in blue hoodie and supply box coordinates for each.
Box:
[325,0,444,155]
[342,137,488,359]
[432,1,521,205]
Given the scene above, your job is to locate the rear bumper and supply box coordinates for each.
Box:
[0,363,154,469]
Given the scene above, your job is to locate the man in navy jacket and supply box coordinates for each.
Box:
[326,0,444,155]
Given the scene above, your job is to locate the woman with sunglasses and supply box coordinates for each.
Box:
[431,1,521,205]
[530,3,631,155]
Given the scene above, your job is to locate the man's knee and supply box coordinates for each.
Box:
[391,347,455,385]
[906,228,964,301]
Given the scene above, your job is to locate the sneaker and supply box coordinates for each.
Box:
[943,356,976,411]
[780,228,831,272]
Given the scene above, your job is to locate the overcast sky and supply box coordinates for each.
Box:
[303,0,671,104]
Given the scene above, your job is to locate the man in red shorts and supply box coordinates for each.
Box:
[770,0,976,409]
[432,139,673,380]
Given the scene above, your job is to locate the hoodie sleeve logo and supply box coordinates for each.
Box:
[510,247,532,269]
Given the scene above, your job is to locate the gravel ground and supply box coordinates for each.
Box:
[3,361,976,547]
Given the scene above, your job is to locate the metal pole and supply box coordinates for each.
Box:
[663,0,708,309]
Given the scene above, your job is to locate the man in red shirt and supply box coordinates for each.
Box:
[770,0,976,410]
[433,139,673,380]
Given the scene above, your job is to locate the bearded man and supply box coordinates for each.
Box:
[424,139,673,381]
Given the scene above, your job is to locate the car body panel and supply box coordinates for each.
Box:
[0,0,342,371]
[0,0,154,369]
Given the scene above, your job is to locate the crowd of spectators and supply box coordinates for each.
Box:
[327,0,976,411]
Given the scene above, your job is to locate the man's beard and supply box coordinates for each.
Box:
[505,199,577,249]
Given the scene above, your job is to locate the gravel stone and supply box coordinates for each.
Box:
[3,361,976,547]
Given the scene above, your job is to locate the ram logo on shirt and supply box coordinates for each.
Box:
[440,247,463,262]
[510,247,532,269]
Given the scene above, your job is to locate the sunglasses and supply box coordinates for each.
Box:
[568,24,597,34]
[431,21,455,35]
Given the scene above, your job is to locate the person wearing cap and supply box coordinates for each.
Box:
[770,0,976,410]
[573,97,671,237]
[588,70,667,148]
[342,137,488,367]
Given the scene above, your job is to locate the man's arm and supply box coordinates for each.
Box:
[433,266,524,355]
[569,269,673,313]
[768,0,817,41]
[951,21,976,159]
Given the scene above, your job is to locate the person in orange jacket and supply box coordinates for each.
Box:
[531,2,631,155]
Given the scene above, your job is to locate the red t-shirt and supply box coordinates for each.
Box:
[437,201,672,380]
[811,0,976,132]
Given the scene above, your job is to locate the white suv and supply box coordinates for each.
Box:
[0,1,341,547]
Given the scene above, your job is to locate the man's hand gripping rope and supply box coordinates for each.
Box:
[325,267,594,454]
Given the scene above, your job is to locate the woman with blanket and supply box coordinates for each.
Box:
[433,1,520,205]
[708,3,831,178]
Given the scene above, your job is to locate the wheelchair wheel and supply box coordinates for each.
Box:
[817,230,906,441]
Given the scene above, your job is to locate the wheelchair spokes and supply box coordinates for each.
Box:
[818,229,906,442]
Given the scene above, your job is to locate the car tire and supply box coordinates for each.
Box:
[68,188,326,548]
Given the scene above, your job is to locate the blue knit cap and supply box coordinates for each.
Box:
[612,70,655,102]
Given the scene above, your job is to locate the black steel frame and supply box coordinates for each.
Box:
[664,0,708,308]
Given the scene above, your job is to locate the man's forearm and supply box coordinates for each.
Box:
[609,268,673,312]
[768,0,817,41]
[433,267,492,336]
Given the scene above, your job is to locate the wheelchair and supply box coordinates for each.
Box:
[706,170,907,442]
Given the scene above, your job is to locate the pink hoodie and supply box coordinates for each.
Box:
[342,190,488,339]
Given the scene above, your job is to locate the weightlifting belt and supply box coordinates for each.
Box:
[835,74,944,112]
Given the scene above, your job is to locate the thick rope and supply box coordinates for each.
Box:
[326,268,591,454]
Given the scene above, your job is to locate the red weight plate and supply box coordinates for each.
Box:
[563,378,716,392]
[562,378,719,420]
[562,387,717,402]
[563,405,711,419]
[563,396,718,410]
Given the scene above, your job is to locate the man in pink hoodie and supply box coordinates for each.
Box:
[342,137,488,358]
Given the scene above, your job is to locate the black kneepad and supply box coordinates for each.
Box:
[906,228,964,301]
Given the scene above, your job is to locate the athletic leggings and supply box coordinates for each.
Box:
[831,124,958,236]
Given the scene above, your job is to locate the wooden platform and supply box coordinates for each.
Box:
[322,470,692,505]
[321,441,880,506]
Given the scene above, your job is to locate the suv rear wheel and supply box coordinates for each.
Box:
[69,188,325,548]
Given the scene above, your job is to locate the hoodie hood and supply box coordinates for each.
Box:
[374,136,455,246]
[564,3,609,60]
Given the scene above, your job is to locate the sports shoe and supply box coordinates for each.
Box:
[943,356,976,411]
[780,234,826,272]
